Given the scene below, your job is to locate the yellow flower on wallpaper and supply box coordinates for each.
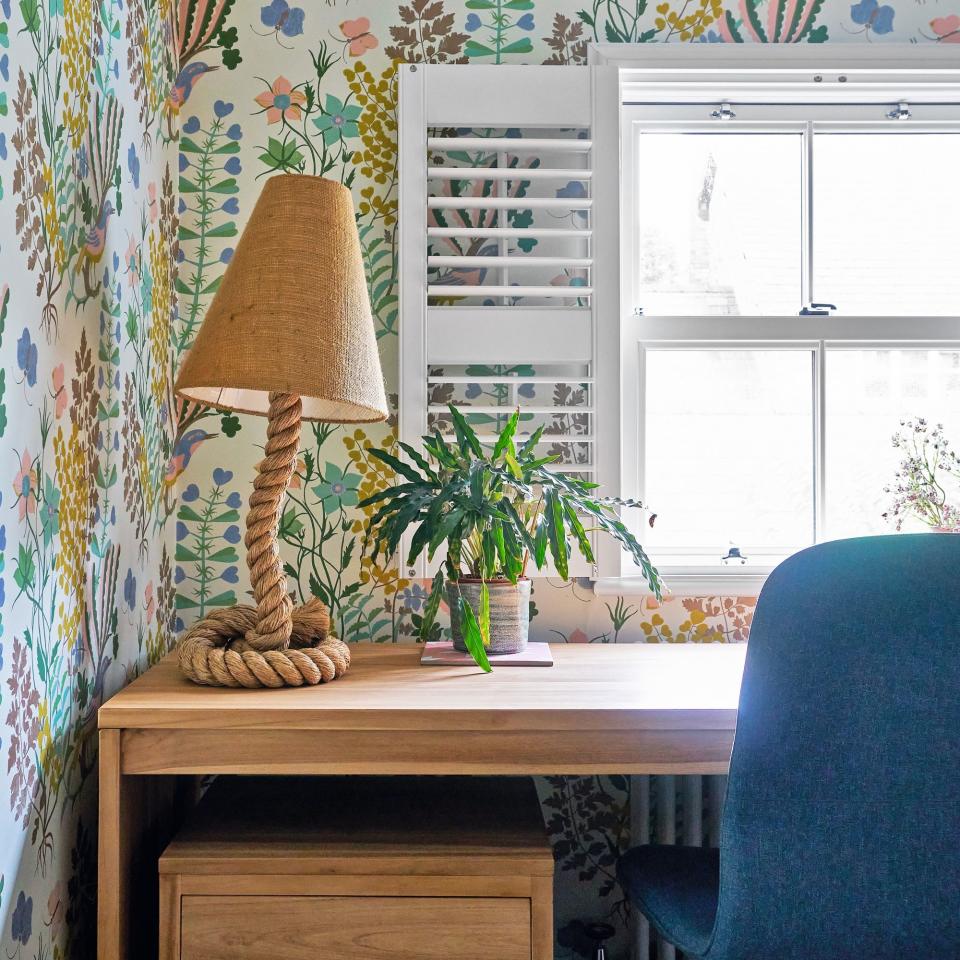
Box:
[61,0,94,148]
[345,60,398,227]
[53,424,90,652]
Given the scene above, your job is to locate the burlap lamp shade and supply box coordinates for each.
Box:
[174,175,388,689]
[176,175,388,422]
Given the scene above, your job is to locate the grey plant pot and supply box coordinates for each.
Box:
[448,579,531,655]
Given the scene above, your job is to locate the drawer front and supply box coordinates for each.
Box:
[181,895,531,960]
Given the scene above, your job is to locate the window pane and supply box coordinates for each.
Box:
[633,132,803,316]
[644,350,814,563]
[825,349,960,539]
[814,133,960,315]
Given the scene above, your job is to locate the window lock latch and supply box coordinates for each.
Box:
[887,102,911,121]
[722,545,748,565]
[799,302,837,316]
[710,102,737,121]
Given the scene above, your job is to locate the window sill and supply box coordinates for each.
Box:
[593,568,771,598]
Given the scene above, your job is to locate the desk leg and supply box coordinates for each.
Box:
[98,730,196,960]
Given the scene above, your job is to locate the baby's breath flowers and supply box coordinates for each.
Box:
[882,418,960,532]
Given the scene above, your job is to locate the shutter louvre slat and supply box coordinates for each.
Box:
[428,196,592,210]
[428,167,593,180]
[429,256,592,268]
[428,227,592,238]
[428,136,593,151]
[427,285,593,298]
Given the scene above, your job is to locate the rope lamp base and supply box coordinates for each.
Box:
[176,392,351,689]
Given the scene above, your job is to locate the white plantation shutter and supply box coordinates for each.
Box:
[398,64,622,579]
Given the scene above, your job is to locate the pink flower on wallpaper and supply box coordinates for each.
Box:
[51,364,68,419]
[47,881,65,938]
[567,628,590,643]
[930,15,960,40]
[144,581,156,624]
[125,235,140,287]
[13,448,38,521]
[148,182,159,222]
[340,17,378,56]
[254,76,307,124]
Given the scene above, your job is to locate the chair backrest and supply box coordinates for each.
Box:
[708,534,960,960]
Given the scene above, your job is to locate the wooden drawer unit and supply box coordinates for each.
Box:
[159,776,553,960]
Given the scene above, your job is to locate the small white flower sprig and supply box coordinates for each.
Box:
[882,418,960,531]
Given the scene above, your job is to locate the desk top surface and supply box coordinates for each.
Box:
[99,643,746,732]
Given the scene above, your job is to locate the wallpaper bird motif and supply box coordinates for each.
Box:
[0,0,954,958]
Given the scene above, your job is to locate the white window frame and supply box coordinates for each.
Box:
[591,43,960,596]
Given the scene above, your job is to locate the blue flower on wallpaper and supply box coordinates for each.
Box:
[222,197,239,214]
[556,180,589,223]
[11,890,32,945]
[123,568,137,610]
[516,13,534,30]
[260,0,305,41]
[1,0,9,18]
[224,156,241,175]
[181,483,200,503]
[182,115,201,135]
[0,53,8,83]
[224,524,241,543]
[850,0,895,35]
[220,566,239,583]
[465,12,481,30]
[0,132,6,161]
[212,467,233,486]
[127,142,140,188]
[226,123,242,141]
[17,328,37,387]
[213,100,233,119]
[400,582,428,612]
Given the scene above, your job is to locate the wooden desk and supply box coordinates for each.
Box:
[97,643,746,960]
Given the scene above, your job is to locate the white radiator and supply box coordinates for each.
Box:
[630,775,727,960]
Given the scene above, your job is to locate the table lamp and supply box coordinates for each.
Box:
[174,175,388,689]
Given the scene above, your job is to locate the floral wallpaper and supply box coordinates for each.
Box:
[0,0,954,958]
[1,1,188,958]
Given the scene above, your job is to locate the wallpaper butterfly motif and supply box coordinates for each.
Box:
[258,0,305,46]
[339,17,379,56]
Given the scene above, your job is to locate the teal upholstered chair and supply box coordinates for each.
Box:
[618,534,960,959]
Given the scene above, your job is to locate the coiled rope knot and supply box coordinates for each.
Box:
[175,392,351,689]
[177,598,351,688]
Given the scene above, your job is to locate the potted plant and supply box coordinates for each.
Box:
[360,405,662,671]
